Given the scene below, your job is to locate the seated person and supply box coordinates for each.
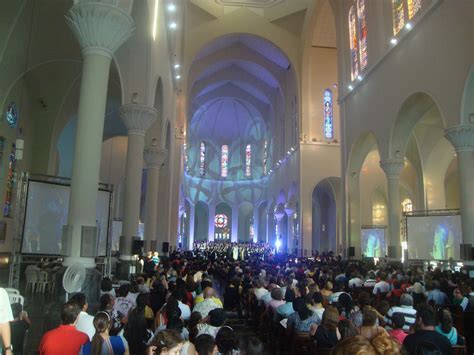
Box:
[287,298,320,333]
[276,289,296,318]
[310,306,341,348]
[435,308,458,346]
[388,313,408,344]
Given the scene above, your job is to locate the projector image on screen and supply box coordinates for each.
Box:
[361,228,386,258]
[407,215,462,260]
[21,181,111,256]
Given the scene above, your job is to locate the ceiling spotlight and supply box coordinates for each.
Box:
[348,85,353,91]
[174,64,180,69]
[405,22,412,30]
[287,151,291,155]
[167,3,176,12]
[291,147,295,151]
[175,75,181,79]
[357,75,363,81]
[169,22,177,29]
[390,38,398,45]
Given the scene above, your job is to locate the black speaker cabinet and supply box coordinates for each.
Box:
[348,246,355,257]
[132,239,144,255]
[162,242,170,253]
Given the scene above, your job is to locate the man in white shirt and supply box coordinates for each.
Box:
[69,293,95,340]
[384,294,417,331]
[173,289,191,320]
[0,288,13,355]
[253,280,269,302]
[373,272,391,295]
[194,288,222,317]
[349,274,364,289]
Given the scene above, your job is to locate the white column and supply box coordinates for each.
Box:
[143,148,167,252]
[188,206,195,249]
[208,204,216,242]
[285,204,295,253]
[64,1,134,267]
[119,104,158,257]
[252,209,259,243]
[445,124,474,249]
[274,203,286,252]
[380,158,404,259]
[231,207,238,242]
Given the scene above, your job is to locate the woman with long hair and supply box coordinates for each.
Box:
[310,306,341,348]
[147,330,183,355]
[100,294,124,336]
[125,295,154,354]
[287,297,320,333]
[81,311,129,355]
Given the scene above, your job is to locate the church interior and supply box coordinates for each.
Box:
[0,0,473,354]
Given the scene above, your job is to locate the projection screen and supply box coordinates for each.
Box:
[406,214,462,260]
[21,181,111,256]
[361,228,386,258]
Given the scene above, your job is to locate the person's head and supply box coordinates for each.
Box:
[100,277,113,292]
[209,308,227,327]
[194,334,217,355]
[271,288,283,301]
[215,326,238,354]
[391,312,405,330]
[293,297,312,321]
[129,281,139,294]
[11,303,23,319]
[321,306,339,331]
[149,329,183,355]
[362,308,377,327]
[400,293,413,307]
[357,291,371,309]
[90,311,111,354]
[285,288,296,303]
[416,304,437,329]
[100,293,114,311]
[312,291,323,305]
[337,319,358,339]
[325,281,333,291]
[438,308,453,334]
[70,292,88,311]
[166,316,184,333]
[331,335,377,355]
[118,284,129,297]
[203,287,214,299]
[338,292,353,314]
[61,302,81,325]
[189,311,203,329]
[136,293,149,310]
[239,336,263,355]
[371,333,403,355]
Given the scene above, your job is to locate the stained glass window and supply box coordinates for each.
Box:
[245,144,251,177]
[199,142,206,176]
[392,0,405,34]
[221,145,228,178]
[323,89,334,139]
[263,140,268,175]
[407,0,421,19]
[402,198,413,212]
[357,0,367,71]
[349,5,359,81]
[5,102,18,128]
[215,214,228,228]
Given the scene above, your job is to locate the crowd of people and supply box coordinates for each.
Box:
[1,242,474,354]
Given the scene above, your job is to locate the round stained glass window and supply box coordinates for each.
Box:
[214,214,228,228]
[5,102,17,128]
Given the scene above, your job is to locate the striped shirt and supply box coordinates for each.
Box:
[384,305,417,331]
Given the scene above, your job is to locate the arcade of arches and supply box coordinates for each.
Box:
[0,0,473,265]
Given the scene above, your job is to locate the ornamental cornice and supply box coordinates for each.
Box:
[445,124,474,153]
[144,148,168,169]
[66,1,135,58]
[119,104,158,136]
[379,158,404,178]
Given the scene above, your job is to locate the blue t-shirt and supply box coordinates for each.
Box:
[81,336,126,355]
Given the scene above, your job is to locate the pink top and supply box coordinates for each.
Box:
[389,329,408,344]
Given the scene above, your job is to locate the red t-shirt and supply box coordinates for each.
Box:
[39,325,88,355]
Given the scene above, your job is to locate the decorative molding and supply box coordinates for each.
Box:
[144,148,168,169]
[379,158,404,178]
[215,0,283,8]
[274,203,285,220]
[119,104,158,136]
[445,124,474,153]
[66,1,135,58]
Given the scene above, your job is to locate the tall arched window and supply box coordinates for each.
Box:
[263,140,268,175]
[199,141,206,176]
[221,145,228,178]
[348,5,359,81]
[245,144,251,177]
[393,0,421,35]
[323,89,334,139]
[348,1,367,81]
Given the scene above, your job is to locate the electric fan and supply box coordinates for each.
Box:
[62,263,86,300]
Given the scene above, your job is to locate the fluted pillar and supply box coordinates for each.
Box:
[231,207,238,242]
[208,204,216,242]
[274,203,286,252]
[143,148,167,252]
[64,1,134,266]
[252,209,259,243]
[380,158,404,258]
[120,104,157,257]
[285,203,296,253]
[445,124,474,249]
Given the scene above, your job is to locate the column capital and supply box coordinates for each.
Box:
[120,104,158,136]
[66,1,135,58]
[144,148,167,168]
[274,203,285,221]
[445,124,474,153]
[380,158,404,178]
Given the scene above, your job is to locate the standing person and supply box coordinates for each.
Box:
[39,302,89,355]
[147,330,182,355]
[9,303,31,355]
[144,252,156,278]
[0,288,13,355]
[81,312,129,355]
[70,293,95,340]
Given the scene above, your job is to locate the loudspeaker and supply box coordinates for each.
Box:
[460,244,473,260]
[132,239,144,255]
[81,226,98,257]
[348,246,355,257]
[162,242,169,253]
[61,225,73,256]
